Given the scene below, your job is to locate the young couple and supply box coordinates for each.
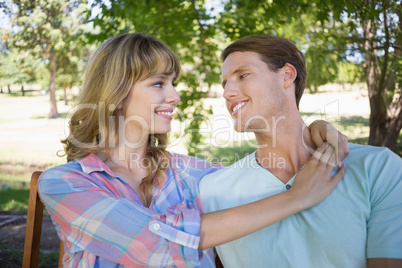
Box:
[38,33,402,267]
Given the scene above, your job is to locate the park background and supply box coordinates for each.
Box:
[0,0,401,266]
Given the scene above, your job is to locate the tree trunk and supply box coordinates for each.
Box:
[364,1,402,153]
[48,52,60,118]
[63,82,68,105]
[21,85,24,96]
[1,87,3,93]
[8,85,11,93]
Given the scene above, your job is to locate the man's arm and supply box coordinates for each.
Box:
[365,148,402,263]
[367,258,402,268]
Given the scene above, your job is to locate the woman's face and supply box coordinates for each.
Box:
[118,72,180,139]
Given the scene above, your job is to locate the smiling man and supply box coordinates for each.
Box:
[200,35,402,268]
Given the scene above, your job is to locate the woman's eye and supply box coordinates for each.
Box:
[153,82,164,88]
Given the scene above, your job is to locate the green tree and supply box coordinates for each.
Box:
[0,29,38,95]
[10,0,87,117]
[356,0,401,150]
[217,0,401,152]
[90,0,219,155]
[56,33,93,105]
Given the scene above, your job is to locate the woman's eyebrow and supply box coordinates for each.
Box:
[151,75,169,80]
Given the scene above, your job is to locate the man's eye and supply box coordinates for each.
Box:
[240,73,249,79]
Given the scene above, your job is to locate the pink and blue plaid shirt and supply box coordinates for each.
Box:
[38,153,221,267]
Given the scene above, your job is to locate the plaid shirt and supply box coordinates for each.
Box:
[38,153,221,267]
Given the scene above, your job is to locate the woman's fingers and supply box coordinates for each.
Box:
[326,146,337,167]
[320,144,336,167]
[324,125,349,168]
[311,142,338,167]
[312,142,330,161]
[291,145,346,209]
[309,120,350,168]
[336,133,350,167]
[331,163,346,185]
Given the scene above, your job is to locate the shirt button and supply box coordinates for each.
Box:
[286,184,291,190]
[153,223,161,231]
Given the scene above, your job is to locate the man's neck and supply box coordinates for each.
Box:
[254,118,315,184]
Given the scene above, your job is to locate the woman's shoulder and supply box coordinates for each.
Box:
[40,153,108,181]
[40,160,83,181]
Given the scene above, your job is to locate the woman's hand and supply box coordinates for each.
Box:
[199,143,346,250]
[309,120,349,167]
[290,142,346,210]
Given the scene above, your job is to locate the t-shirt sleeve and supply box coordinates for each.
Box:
[38,163,206,268]
[366,148,402,259]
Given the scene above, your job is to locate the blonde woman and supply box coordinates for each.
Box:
[38,33,346,267]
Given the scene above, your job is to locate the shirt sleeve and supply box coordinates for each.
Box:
[366,148,402,259]
[38,163,203,268]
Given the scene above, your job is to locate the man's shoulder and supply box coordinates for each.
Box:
[344,143,401,185]
[346,143,400,163]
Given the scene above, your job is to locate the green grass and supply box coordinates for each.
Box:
[0,171,32,191]
[196,115,401,165]
[0,172,29,182]
[0,188,50,216]
[0,244,23,267]
[0,189,30,215]
[0,244,59,268]
[38,250,59,267]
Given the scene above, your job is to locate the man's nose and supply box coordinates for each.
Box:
[223,80,239,100]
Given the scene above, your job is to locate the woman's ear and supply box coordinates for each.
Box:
[116,101,123,110]
[283,63,297,88]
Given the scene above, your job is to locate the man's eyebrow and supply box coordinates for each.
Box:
[221,65,250,88]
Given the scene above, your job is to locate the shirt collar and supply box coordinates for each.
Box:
[77,153,116,176]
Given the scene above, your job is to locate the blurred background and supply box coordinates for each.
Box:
[0,0,400,266]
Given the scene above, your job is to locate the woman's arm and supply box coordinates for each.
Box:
[198,142,345,250]
[38,165,192,267]
[39,143,344,266]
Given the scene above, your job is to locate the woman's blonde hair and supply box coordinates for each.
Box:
[61,33,180,206]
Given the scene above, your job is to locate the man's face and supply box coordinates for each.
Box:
[221,51,287,133]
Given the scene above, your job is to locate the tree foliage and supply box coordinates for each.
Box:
[4,0,400,153]
[0,28,40,94]
[10,0,88,117]
[217,0,401,152]
[90,0,219,155]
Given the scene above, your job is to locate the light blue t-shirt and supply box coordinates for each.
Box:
[200,144,402,268]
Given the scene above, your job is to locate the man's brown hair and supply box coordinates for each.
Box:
[221,35,307,109]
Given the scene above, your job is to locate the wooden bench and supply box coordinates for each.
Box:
[22,171,64,268]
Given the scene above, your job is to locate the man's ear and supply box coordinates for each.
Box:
[283,63,297,88]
